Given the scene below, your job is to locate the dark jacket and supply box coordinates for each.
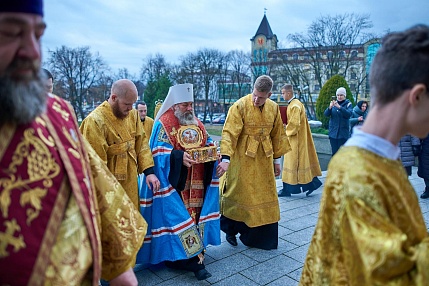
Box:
[398,134,420,168]
[324,99,353,139]
[349,105,368,133]
[418,135,429,179]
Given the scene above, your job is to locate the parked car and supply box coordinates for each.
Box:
[198,114,211,124]
[212,114,226,124]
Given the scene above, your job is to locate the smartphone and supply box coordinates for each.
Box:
[331,96,336,100]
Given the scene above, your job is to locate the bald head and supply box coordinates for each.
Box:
[110,79,138,99]
[108,79,138,119]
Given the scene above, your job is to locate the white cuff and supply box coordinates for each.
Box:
[273,158,281,164]
[221,159,230,163]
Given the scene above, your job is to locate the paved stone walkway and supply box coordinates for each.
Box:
[135,167,429,285]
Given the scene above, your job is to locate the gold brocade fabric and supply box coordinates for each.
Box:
[83,139,147,280]
[281,99,321,184]
[44,193,92,285]
[0,95,147,284]
[80,101,154,209]
[220,94,290,227]
[141,116,154,141]
[300,147,429,286]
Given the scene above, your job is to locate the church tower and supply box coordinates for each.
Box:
[250,12,278,78]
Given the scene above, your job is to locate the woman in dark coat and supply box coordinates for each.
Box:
[349,100,368,135]
[324,87,353,156]
[419,134,429,198]
[398,134,420,176]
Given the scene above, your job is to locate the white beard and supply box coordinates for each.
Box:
[174,108,198,125]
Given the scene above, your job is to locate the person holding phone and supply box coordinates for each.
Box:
[324,87,353,156]
[324,87,353,155]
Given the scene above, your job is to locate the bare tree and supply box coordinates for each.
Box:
[140,53,171,83]
[228,50,252,102]
[217,53,231,118]
[46,46,109,119]
[288,13,374,85]
[195,48,224,121]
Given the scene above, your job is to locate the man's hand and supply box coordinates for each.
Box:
[216,161,229,177]
[146,174,160,193]
[274,163,281,177]
[109,268,137,286]
[183,152,197,167]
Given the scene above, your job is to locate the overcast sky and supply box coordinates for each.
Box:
[42,0,429,76]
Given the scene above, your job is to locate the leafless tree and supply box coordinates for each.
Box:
[46,46,109,119]
[228,50,252,102]
[195,48,224,120]
[288,13,374,85]
[140,53,171,83]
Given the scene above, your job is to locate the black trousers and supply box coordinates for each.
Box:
[221,215,278,250]
[329,137,348,156]
[164,254,205,272]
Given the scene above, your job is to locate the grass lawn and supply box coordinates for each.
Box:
[204,124,223,136]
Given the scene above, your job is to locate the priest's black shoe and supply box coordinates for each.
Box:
[278,190,291,197]
[226,234,238,246]
[306,189,315,197]
[194,269,212,280]
[421,188,429,199]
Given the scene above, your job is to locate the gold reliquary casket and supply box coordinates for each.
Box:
[187,146,218,164]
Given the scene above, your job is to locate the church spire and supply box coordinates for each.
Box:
[252,14,274,40]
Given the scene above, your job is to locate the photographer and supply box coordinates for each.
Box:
[324,87,353,155]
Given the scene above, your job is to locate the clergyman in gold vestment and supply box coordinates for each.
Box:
[300,25,429,285]
[217,75,290,249]
[278,84,322,197]
[0,2,146,284]
[80,80,160,210]
[136,100,154,140]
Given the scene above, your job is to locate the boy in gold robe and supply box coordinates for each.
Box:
[217,75,290,249]
[300,25,429,285]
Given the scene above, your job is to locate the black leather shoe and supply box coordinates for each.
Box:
[278,190,291,197]
[421,189,429,199]
[194,269,212,280]
[226,234,238,246]
[306,189,315,197]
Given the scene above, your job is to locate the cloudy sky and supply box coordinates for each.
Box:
[42,0,429,76]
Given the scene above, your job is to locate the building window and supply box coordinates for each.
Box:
[339,51,346,58]
[282,54,288,61]
[292,53,299,61]
[314,84,320,91]
[327,51,333,59]
[350,84,356,91]
[272,54,277,60]
[351,50,358,58]
[350,72,357,80]
[316,52,322,59]
[304,52,310,60]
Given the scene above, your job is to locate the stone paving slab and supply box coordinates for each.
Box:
[135,167,429,285]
